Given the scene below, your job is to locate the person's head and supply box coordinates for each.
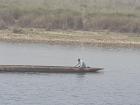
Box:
[78,58,80,62]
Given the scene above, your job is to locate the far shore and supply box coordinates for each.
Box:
[0,28,140,48]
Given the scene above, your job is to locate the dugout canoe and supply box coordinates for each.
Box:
[0,65,103,73]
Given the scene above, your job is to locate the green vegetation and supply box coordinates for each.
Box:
[0,0,140,34]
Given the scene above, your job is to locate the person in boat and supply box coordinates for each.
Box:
[81,60,86,68]
[75,58,86,68]
[75,58,81,67]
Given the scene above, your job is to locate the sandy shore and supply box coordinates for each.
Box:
[0,28,140,48]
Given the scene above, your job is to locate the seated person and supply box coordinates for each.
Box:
[81,60,86,68]
[75,58,81,67]
[75,58,86,68]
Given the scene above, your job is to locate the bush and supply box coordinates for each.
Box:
[0,0,140,34]
[0,19,8,30]
[12,27,24,34]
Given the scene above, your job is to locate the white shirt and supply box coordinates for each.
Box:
[81,60,86,67]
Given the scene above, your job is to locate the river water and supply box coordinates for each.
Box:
[0,42,140,105]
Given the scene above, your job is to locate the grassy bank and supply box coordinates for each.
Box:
[1,0,140,48]
[0,0,140,33]
[0,28,140,48]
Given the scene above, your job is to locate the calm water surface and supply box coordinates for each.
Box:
[0,42,140,105]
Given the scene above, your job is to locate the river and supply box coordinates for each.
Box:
[0,42,140,105]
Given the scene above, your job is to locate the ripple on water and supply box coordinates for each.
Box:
[0,42,140,105]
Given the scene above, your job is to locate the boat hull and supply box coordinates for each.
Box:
[0,65,103,73]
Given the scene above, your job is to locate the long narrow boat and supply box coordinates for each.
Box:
[0,65,103,73]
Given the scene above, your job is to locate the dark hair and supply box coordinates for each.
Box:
[78,58,80,62]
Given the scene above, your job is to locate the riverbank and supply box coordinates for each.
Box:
[0,28,140,48]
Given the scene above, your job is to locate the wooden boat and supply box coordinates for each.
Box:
[0,65,103,73]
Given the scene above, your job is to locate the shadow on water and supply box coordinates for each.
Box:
[36,71,104,78]
[0,70,104,77]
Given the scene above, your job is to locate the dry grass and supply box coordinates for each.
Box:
[0,0,140,33]
[1,0,140,48]
[0,28,140,48]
